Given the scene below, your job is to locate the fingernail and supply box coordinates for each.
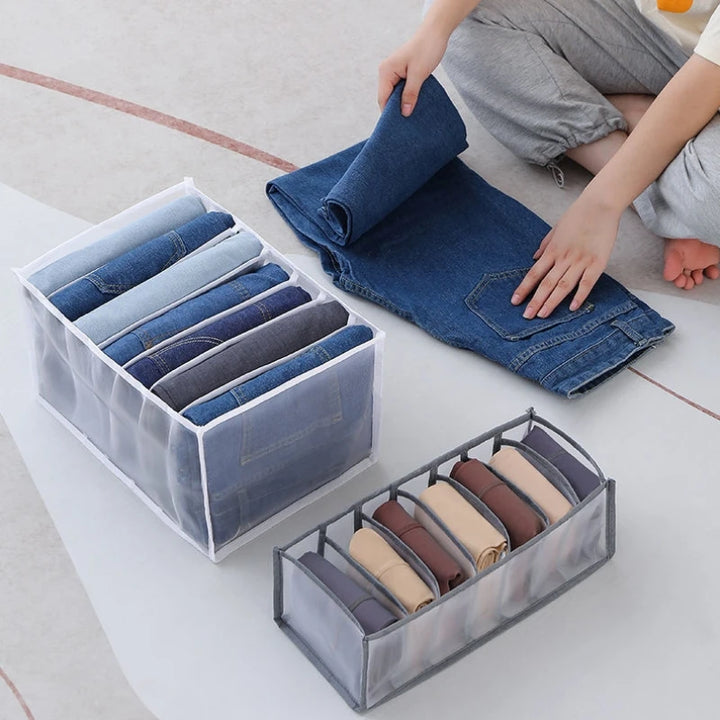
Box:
[570,301,579,311]
[402,103,412,116]
[511,293,520,305]
[537,308,548,318]
[523,308,533,319]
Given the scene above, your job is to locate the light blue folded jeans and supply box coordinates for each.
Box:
[75,232,263,344]
[49,211,235,320]
[29,195,206,295]
[103,263,289,365]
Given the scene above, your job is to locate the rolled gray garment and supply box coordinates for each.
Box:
[298,552,397,635]
[153,300,349,411]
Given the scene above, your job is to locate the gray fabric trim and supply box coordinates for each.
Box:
[364,554,612,711]
[274,409,617,711]
[322,536,408,618]
[360,514,442,599]
[500,438,581,505]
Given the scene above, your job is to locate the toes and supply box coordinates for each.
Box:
[674,273,687,288]
[705,265,720,280]
[691,268,704,286]
[663,248,684,281]
[683,276,696,290]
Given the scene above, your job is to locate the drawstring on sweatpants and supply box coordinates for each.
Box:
[546,161,565,188]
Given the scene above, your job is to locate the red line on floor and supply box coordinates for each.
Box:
[0,63,298,173]
[0,666,35,720]
[629,367,720,421]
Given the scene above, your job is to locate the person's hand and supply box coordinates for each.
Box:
[377,27,449,116]
[511,196,621,319]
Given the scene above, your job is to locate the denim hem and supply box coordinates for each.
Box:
[541,310,674,397]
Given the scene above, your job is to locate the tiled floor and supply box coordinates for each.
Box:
[1,2,718,718]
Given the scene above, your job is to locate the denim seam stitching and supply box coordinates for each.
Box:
[508,300,638,372]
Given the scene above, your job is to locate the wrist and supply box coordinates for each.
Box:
[581,176,630,216]
[419,9,458,42]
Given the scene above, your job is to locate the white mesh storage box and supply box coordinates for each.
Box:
[274,410,615,709]
[14,179,383,561]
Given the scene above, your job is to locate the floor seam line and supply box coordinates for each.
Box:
[0,63,298,174]
[0,666,36,720]
[628,366,720,421]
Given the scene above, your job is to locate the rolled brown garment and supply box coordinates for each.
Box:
[489,447,572,524]
[450,459,544,549]
[417,483,507,571]
[373,500,465,594]
[349,527,434,613]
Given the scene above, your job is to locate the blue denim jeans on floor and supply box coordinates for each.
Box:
[266,75,674,397]
[49,212,235,320]
[29,195,206,296]
[127,285,312,387]
[153,300,349,411]
[183,324,373,425]
[75,232,263,344]
[104,263,289,365]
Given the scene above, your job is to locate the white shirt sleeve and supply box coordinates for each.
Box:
[695,6,720,66]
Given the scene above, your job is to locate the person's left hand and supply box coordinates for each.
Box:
[511,196,621,319]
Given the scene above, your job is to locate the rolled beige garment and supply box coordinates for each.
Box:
[489,447,572,524]
[417,483,507,571]
[349,528,434,613]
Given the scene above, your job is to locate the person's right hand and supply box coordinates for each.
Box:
[377,28,449,116]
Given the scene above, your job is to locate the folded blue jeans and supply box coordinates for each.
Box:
[178,324,376,545]
[127,285,312,388]
[75,231,263,344]
[29,195,206,296]
[50,211,235,320]
[184,324,373,425]
[104,263,289,365]
[153,300,349,411]
[266,75,674,397]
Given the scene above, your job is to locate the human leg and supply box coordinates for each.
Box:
[442,0,686,166]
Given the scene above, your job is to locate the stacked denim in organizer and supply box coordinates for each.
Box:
[267,76,675,397]
[29,194,376,548]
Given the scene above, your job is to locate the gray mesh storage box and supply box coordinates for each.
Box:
[14,179,383,561]
[274,409,615,709]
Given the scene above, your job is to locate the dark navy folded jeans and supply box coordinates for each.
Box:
[49,211,235,320]
[104,263,289,365]
[266,75,674,397]
[126,285,311,388]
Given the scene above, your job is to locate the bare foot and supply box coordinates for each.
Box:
[663,237,720,290]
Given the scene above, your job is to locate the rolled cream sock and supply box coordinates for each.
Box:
[417,483,507,571]
[349,528,434,613]
[489,447,572,524]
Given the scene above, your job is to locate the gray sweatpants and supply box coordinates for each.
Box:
[442,0,720,244]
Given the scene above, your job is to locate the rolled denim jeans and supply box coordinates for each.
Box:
[153,300,349,411]
[29,195,206,295]
[126,285,312,388]
[183,324,373,425]
[266,75,675,397]
[50,211,235,320]
[75,231,263,344]
[104,263,289,365]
